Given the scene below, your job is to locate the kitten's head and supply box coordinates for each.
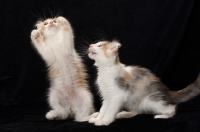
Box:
[88,40,121,65]
[35,16,72,38]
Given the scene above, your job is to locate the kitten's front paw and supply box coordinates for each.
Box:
[56,16,69,26]
[90,112,99,118]
[89,117,98,123]
[95,119,112,126]
[31,30,43,44]
[31,30,40,39]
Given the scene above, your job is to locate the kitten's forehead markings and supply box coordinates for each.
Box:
[102,44,109,58]
[99,41,109,58]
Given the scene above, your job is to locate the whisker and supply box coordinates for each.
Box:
[77,40,89,48]
[76,42,90,59]
[81,36,93,46]
[29,12,39,19]
[47,6,53,18]
[53,6,56,18]
[92,30,107,42]
[29,8,43,19]
[55,8,62,18]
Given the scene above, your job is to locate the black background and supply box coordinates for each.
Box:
[0,0,200,131]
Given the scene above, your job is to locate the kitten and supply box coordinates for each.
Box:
[30,16,94,121]
[88,40,200,126]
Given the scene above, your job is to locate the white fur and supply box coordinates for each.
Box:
[88,41,176,126]
[31,16,93,121]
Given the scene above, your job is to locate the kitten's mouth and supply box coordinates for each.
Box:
[49,24,56,29]
[89,49,96,54]
[90,51,96,54]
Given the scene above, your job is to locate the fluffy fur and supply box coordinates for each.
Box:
[88,40,200,126]
[30,16,94,121]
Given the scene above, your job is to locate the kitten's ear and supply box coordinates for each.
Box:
[35,20,43,29]
[111,40,121,52]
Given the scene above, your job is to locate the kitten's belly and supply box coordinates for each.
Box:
[52,59,76,88]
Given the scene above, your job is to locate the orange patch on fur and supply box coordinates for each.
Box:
[49,67,60,79]
[115,57,121,65]
[123,70,131,82]
[90,107,96,114]
[36,39,40,44]
[64,28,68,31]
[74,62,88,89]
[100,42,109,58]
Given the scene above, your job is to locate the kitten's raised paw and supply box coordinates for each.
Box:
[31,30,43,44]
[56,16,68,26]
[31,30,40,39]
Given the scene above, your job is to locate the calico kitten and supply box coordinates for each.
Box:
[30,16,94,121]
[88,40,200,126]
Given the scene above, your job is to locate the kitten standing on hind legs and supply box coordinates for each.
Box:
[88,40,200,126]
[30,16,94,122]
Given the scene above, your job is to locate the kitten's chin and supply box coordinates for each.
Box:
[48,25,58,30]
[88,53,95,59]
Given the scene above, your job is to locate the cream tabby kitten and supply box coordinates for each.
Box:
[88,40,200,126]
[30,16,94,121]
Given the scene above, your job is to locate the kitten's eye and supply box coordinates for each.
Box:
[98,44,102,47]
[44,22,48,25]
[53,20,56,23]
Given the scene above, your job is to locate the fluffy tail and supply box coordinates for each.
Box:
[169,73,200,104]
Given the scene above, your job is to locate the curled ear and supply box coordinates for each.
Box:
[111,40,121,52]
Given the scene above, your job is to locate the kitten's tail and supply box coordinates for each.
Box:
[169,73,200,104]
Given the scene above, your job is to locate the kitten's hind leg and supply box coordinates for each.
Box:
[91,111,136,119]
[154,104,175,119]
[46,88,71,120]
[116,111,137,119]
[74,90,94,122]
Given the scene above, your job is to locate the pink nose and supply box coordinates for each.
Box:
[89,45,93,48]
[50,21,53,24]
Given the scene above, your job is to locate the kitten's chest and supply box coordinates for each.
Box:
[97,68,119,88]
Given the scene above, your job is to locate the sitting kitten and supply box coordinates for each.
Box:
[30,16,94,121]
[88,40,200,126]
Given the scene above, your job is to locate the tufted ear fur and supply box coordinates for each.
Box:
[111,40,121,53]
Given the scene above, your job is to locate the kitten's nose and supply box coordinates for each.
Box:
[50,21,53,24]
[89,45,93,48]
